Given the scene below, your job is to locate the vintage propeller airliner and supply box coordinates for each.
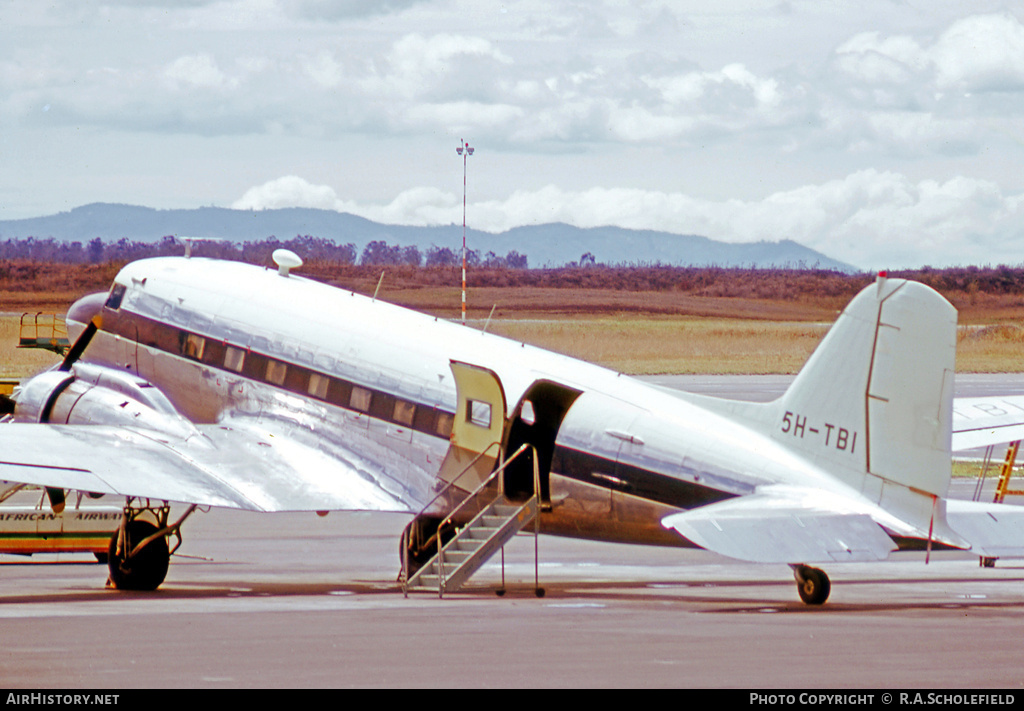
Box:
[2,250,1023,604]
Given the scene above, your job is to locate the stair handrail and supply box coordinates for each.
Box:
[402,439,503,588]
[402,441,532,592]
[435,442,537,595]
[20,312,66,341]
[19,313,37,341]
[438,442,532,540]
[413,439,503,523]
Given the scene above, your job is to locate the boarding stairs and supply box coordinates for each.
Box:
[403,443,543,597]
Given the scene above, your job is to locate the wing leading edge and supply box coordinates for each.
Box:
[0,418,429,514]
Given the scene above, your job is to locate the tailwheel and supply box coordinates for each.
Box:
[793,564,830,606]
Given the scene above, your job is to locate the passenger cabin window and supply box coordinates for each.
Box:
[225,346,246,373]
[183,334,205,361]
[265,359,287,386]
[435,412,454,438]
[105,284,126,310]
[308,373,329,399]
[350,386,372,412]
[393,400,415,427]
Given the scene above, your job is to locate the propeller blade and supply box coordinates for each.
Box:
[45,487,66,515]
[59,318,98,372]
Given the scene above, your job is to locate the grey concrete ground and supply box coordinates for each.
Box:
[2,509,1023,689]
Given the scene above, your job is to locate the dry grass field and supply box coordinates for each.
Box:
[486,317,1024,374]
[1,260,1022,378]
[348,283,847,322]
[483,317,829,375]
[956,324,1024,373]
[3,306,1022,380]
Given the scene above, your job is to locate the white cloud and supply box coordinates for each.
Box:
[836,32,929,84]
[164,53,233,89]
[290,0,428,21]
[299,51,344,88]
[372,186,459,224]
[932,13,1024,91]
[835,13,1024,93]
[231,177,459,225]
[404,101,524,131]
[364,33,514,101]
[232,176,347,211]
[649,64,781,110]
[824,13,1024,156]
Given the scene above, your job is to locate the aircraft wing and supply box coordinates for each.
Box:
[661,487,899,564]
[0,417,433,514]
[946,499,1024,559]
[952,395,1024,450]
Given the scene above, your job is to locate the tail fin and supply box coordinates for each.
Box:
[780,276,955,491]
[771,275,961,541]
[689,275,960,540]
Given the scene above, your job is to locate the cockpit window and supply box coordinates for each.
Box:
[105,284,127,310]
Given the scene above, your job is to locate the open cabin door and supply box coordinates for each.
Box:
[437,361,508,492]
[504,380,582,503]
[405,369,580,596]
[436,363,582,502]
[406,365,583,592]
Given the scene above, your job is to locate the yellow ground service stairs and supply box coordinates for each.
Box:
[18,313,70,355]
[974,439,1024,568]
[993,440,1024,504]
[402,443,544,598]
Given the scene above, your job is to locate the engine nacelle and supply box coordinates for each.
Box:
[13,364,200,441]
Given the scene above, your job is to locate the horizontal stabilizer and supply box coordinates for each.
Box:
[662,491,897,564]
[946,500,1024,559]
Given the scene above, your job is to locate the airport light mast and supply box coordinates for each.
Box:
[457,139,474,325]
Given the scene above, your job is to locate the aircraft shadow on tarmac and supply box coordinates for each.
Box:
[4,565,1024,616]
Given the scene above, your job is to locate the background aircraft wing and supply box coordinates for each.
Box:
[0,417,433,513]
[952,395,1024,450]
[946,499,1024,559]
[662,487,898,563]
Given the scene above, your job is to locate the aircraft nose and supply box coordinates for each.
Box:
[66,291,108,343]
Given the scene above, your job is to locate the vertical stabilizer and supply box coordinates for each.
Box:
[772,276,959,539]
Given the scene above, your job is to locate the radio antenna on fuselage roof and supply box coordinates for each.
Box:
[177,236,230,259]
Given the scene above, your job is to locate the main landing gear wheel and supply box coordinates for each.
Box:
[794,565,830,606]
[108,519,169,591]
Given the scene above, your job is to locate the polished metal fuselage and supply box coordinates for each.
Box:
[62,257,833,547]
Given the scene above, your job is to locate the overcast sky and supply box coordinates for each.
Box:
[2,1,1023,269]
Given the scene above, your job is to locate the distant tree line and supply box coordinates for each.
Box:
[0,235,528,269]
[4,236,1024,308]
[357,240,528,268]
